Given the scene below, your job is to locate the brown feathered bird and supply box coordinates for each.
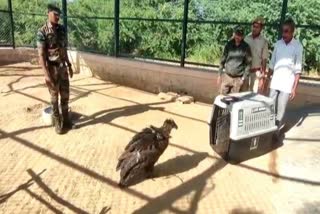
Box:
[116,119,178,187]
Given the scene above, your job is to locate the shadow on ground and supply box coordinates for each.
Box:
[0,170,45,204]
[27,169,89,214]
[155,152,208,178]
[132,159,227,214]
[230,208,263,214]
[0,168,91,214]
[1,66,319,213]
[70,84,208,125]
[72,100,171,129]
[267,104,320,183]
[1,116,319,214]
[285,104,320,133]
[122,152,209,188]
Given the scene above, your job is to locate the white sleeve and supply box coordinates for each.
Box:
[294,43,303,74]
[269,43,277,70]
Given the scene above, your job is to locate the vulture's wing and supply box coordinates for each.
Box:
[116,150,131,171]
[126,132,157,152]
[120,148,161,182]
[124,127,154,151]
[117,127,157,171]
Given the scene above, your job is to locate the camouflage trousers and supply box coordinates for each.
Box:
[219,73,243,95]
[46,64,69,117]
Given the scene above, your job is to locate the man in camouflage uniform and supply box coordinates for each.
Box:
[37,4,73,134]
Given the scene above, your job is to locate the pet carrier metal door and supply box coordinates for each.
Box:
[209,105,230,159]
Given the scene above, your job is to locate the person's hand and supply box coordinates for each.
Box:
[290,89,296,101]
[267,69,273,79]
[258,78,265,94]
[45,75,55,89]
[68,66,73,78]
[258,78,264,89]
[240,78,245,86]
[217,75,222,86]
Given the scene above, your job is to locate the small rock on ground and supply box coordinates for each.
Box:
[177,95,194,104]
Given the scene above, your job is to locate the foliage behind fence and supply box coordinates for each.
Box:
[0,0,319,75]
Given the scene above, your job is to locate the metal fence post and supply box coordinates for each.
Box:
[114,0,120,57]
[278,0,288,39]
[8,0,15,48]
[62,0,68,45]
[180,0,189,67]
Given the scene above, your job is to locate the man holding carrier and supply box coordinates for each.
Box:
[244,17,269,93]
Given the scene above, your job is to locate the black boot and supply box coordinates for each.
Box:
[52,115,63,134]
[62,109,75,130]
[52,103,63,135]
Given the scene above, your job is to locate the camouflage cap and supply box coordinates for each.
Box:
[234,25,244,36]
[48,4,61,15]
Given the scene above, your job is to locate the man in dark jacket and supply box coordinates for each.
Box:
[217,26,252,95]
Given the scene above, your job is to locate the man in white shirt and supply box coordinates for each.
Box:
[268,18,303,130]
[244,17,269,93]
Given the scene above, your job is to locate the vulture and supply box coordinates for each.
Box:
[116,119,178,187]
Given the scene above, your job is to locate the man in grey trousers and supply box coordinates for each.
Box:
[268,18,303,133]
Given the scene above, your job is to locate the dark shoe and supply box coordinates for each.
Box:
[53,116,63,135]
[272,133,279,143]
[63,120,76,130]
[146,171,155,179]
[272,131,285,145]
[62,111,76,130]
[118,183,126,189]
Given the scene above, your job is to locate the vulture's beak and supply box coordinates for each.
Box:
[173,123,178,130]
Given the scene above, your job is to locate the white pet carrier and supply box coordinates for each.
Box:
[209,92,279,163]
[214,92,277,140]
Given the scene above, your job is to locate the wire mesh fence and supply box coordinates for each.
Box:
[68,0,113,17]
[12,0,61,14]
[119,20,182,61]
[295,26,320,76]
[68,17,114,55]
[13,13,46,47]
[2,0,320,77]
[0,0,7,10]
[0,11,13,46]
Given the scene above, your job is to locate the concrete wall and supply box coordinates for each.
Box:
[76,51,217,103]
[1,48,320,108]
[0,48,81,74]
[0,48,38,66]
[76,51,320,108]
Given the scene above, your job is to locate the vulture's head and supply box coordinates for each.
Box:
[162,119,178,136]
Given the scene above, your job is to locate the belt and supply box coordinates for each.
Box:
[250,67,261,72]
[47,61,65,67]
[225,73,242,78]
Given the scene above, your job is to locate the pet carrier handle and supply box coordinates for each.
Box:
[221,96,241,105]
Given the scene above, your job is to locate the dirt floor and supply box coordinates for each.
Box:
[0,62,319,214]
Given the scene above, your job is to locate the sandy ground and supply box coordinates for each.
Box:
[0,62,319,214]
